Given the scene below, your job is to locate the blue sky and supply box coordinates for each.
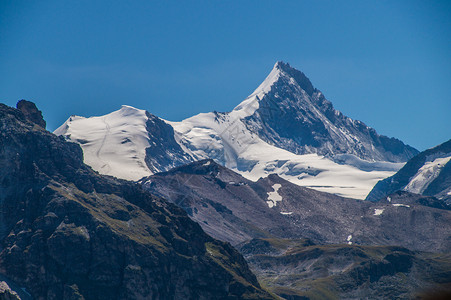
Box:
[0,0,450,151]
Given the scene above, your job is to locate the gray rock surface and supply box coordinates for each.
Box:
[0,102,273,300]
[243,62,419,163]
[16,100,46,129]
[142,159,451,252]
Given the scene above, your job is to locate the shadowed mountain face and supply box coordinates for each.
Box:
[367,139,451,203]
[0,103,273,300]
[242,62,419,162]
[141,159,451,253]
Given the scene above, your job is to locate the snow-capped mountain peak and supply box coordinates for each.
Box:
[55,62,418,199]
[231,61,315,119]
[231,62,283,118]
[55,105,192,181]
[239,62,418,163]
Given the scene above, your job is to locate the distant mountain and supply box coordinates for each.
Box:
[366,139,451,203]
[141,159,451,253]
[0,102,272,299]
[240,62,418,162]
[55,62,418,199]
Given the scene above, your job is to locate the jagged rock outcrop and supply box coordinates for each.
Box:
[144,111,194,173]
[0,282,20,300]
[0,102,273,300]
[242,62,418,162]
[16,100,46,129]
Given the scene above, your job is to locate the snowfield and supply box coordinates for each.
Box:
[55,105,152,181]
[55,62,407,199]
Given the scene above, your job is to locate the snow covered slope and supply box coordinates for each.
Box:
[54,105,193,180]
[55,105,152,180]
[169,110,400,199]
[367,139,451,202]
[55,62,418,199]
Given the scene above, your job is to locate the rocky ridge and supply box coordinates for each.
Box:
[142,159,451,252]
[0,102,272,300]
[241,62,418,162]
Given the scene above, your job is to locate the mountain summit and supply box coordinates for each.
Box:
[239,61,418,162]
[55,62,418,199]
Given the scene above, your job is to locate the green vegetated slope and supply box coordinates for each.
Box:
[238,238,451,300]
[0,102,273,300]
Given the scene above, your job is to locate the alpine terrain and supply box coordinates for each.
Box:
[55,62,418,199]
[141,159,451,299]
[367,139,451,203]
[0,101,273,299]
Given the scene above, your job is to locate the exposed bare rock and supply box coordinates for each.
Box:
[0,103,273,300]
[16,100,46,129]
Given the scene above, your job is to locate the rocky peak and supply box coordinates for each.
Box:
[240,62,418,162]
[16,100,46,129]
[274,61,316,96]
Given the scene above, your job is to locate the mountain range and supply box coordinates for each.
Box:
[0,101,272,299]
[2,61,450,299]
[55,62,418,199]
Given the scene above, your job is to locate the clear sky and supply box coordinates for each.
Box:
[1,0,450,151]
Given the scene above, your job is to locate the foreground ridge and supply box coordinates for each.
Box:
[0,102,273,299]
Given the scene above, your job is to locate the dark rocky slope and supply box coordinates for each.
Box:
[243,62,419,163]
[143,158,451,299]
[144,111,194,173]
[0,102,273,300]
[142,159,451,253]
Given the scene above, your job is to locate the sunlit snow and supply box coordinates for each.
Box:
[266,184,283,208]
[373,209,384,216]
[392,204,410,208]
[404,154,451,194]
[54,105,152,181]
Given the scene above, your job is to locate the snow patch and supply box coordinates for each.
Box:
[54,105,152,181]
[280,211,293,215]
[170,104,400,200]
[266,183,283,208]
[347,235,353,245]
[392,204,410,208]
[373,209,384,216]
[232,62,281,118]
[404,154,451,194]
